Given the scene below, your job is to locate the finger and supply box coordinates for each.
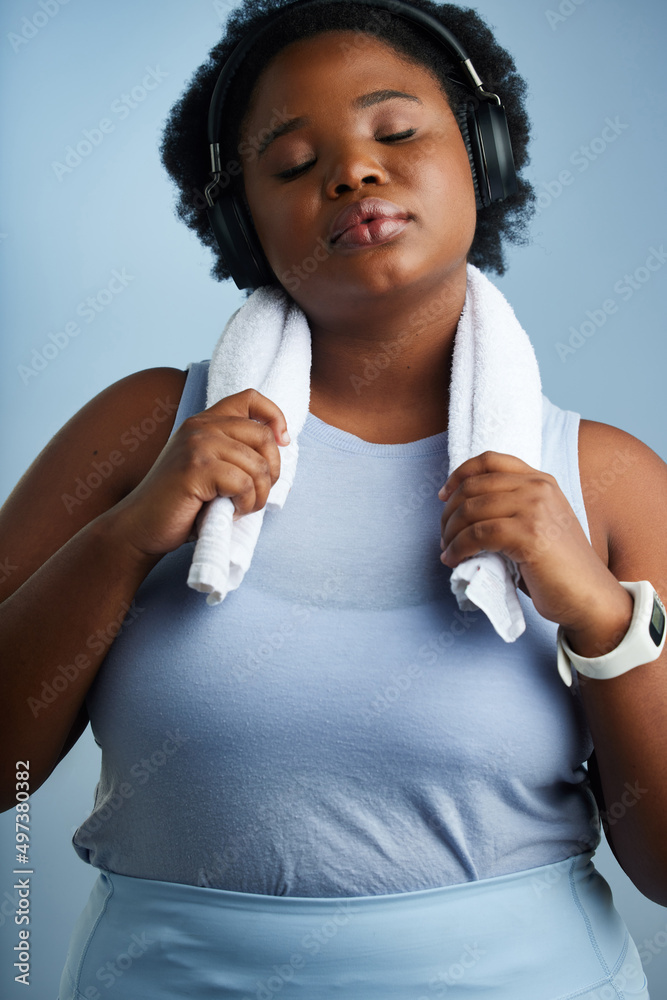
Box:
[218,417,283,489]
[211,432,278,516]
[441,491,520,551]
[440,516,520,568]
[441,472,526,519]
[208,388,291,446]
[438,451,534,501]
[211,459,260,518]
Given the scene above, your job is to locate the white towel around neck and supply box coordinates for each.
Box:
[187,263,542,641]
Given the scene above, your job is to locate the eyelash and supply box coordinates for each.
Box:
[275,129,417,180]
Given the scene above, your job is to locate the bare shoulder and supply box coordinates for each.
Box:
[79,365,190,497]
[578,418,667,578]
[0,366,189,605]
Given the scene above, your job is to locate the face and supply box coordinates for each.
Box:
[240,30,477,318]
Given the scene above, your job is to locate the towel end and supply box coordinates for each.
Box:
[187,579,224,605]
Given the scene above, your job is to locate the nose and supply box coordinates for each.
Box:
[323,140,390,197]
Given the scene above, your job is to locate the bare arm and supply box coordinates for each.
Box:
[573,419,667,905]
[0,367,186,810]
[0,368,289,812]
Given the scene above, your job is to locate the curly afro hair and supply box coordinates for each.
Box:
[160,0,535,288]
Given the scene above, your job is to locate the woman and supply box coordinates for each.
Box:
[1,0,665,996]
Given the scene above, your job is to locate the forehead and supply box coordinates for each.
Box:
[243,29,444,123]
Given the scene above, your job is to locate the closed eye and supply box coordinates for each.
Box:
[275,128,417,180]
[379,129,417,142]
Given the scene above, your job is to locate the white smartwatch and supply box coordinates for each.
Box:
[557,580,666,687]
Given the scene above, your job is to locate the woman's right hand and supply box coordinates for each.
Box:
[109,388,290,559]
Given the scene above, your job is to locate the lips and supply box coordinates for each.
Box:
[328,197,411,245]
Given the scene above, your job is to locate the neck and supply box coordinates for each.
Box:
[304,265,467,444]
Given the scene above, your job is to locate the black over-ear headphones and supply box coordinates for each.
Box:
[205,0,518,290]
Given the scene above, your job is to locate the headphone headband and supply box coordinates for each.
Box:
[205,0,519,289]
[207,0,501,146]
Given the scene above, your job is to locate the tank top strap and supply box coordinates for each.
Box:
[539,393,590,545]
[168,360,211,441]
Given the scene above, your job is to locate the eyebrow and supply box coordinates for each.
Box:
[256,90,422,157]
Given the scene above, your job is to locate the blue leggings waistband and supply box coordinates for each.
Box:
[59,851,649,1000]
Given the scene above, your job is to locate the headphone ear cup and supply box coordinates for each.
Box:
[207,192,275,291]
[456,103,485,209]
[456,101,518,208]
[474,101,518,202]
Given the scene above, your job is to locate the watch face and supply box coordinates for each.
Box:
[649,594,666,647]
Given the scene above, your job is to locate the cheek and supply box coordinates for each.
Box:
[245,180,322,274]
[241,176,275,252]
[403,127,477,234]
[408,174,476,280]
[423,146,476,223]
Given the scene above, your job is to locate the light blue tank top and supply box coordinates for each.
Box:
[73,361,600,896]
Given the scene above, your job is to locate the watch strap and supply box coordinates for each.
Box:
[557,580,666,687]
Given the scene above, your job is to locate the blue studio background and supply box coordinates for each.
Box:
[1,0,667,995]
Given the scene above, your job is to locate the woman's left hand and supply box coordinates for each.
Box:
[438,451,628,635]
